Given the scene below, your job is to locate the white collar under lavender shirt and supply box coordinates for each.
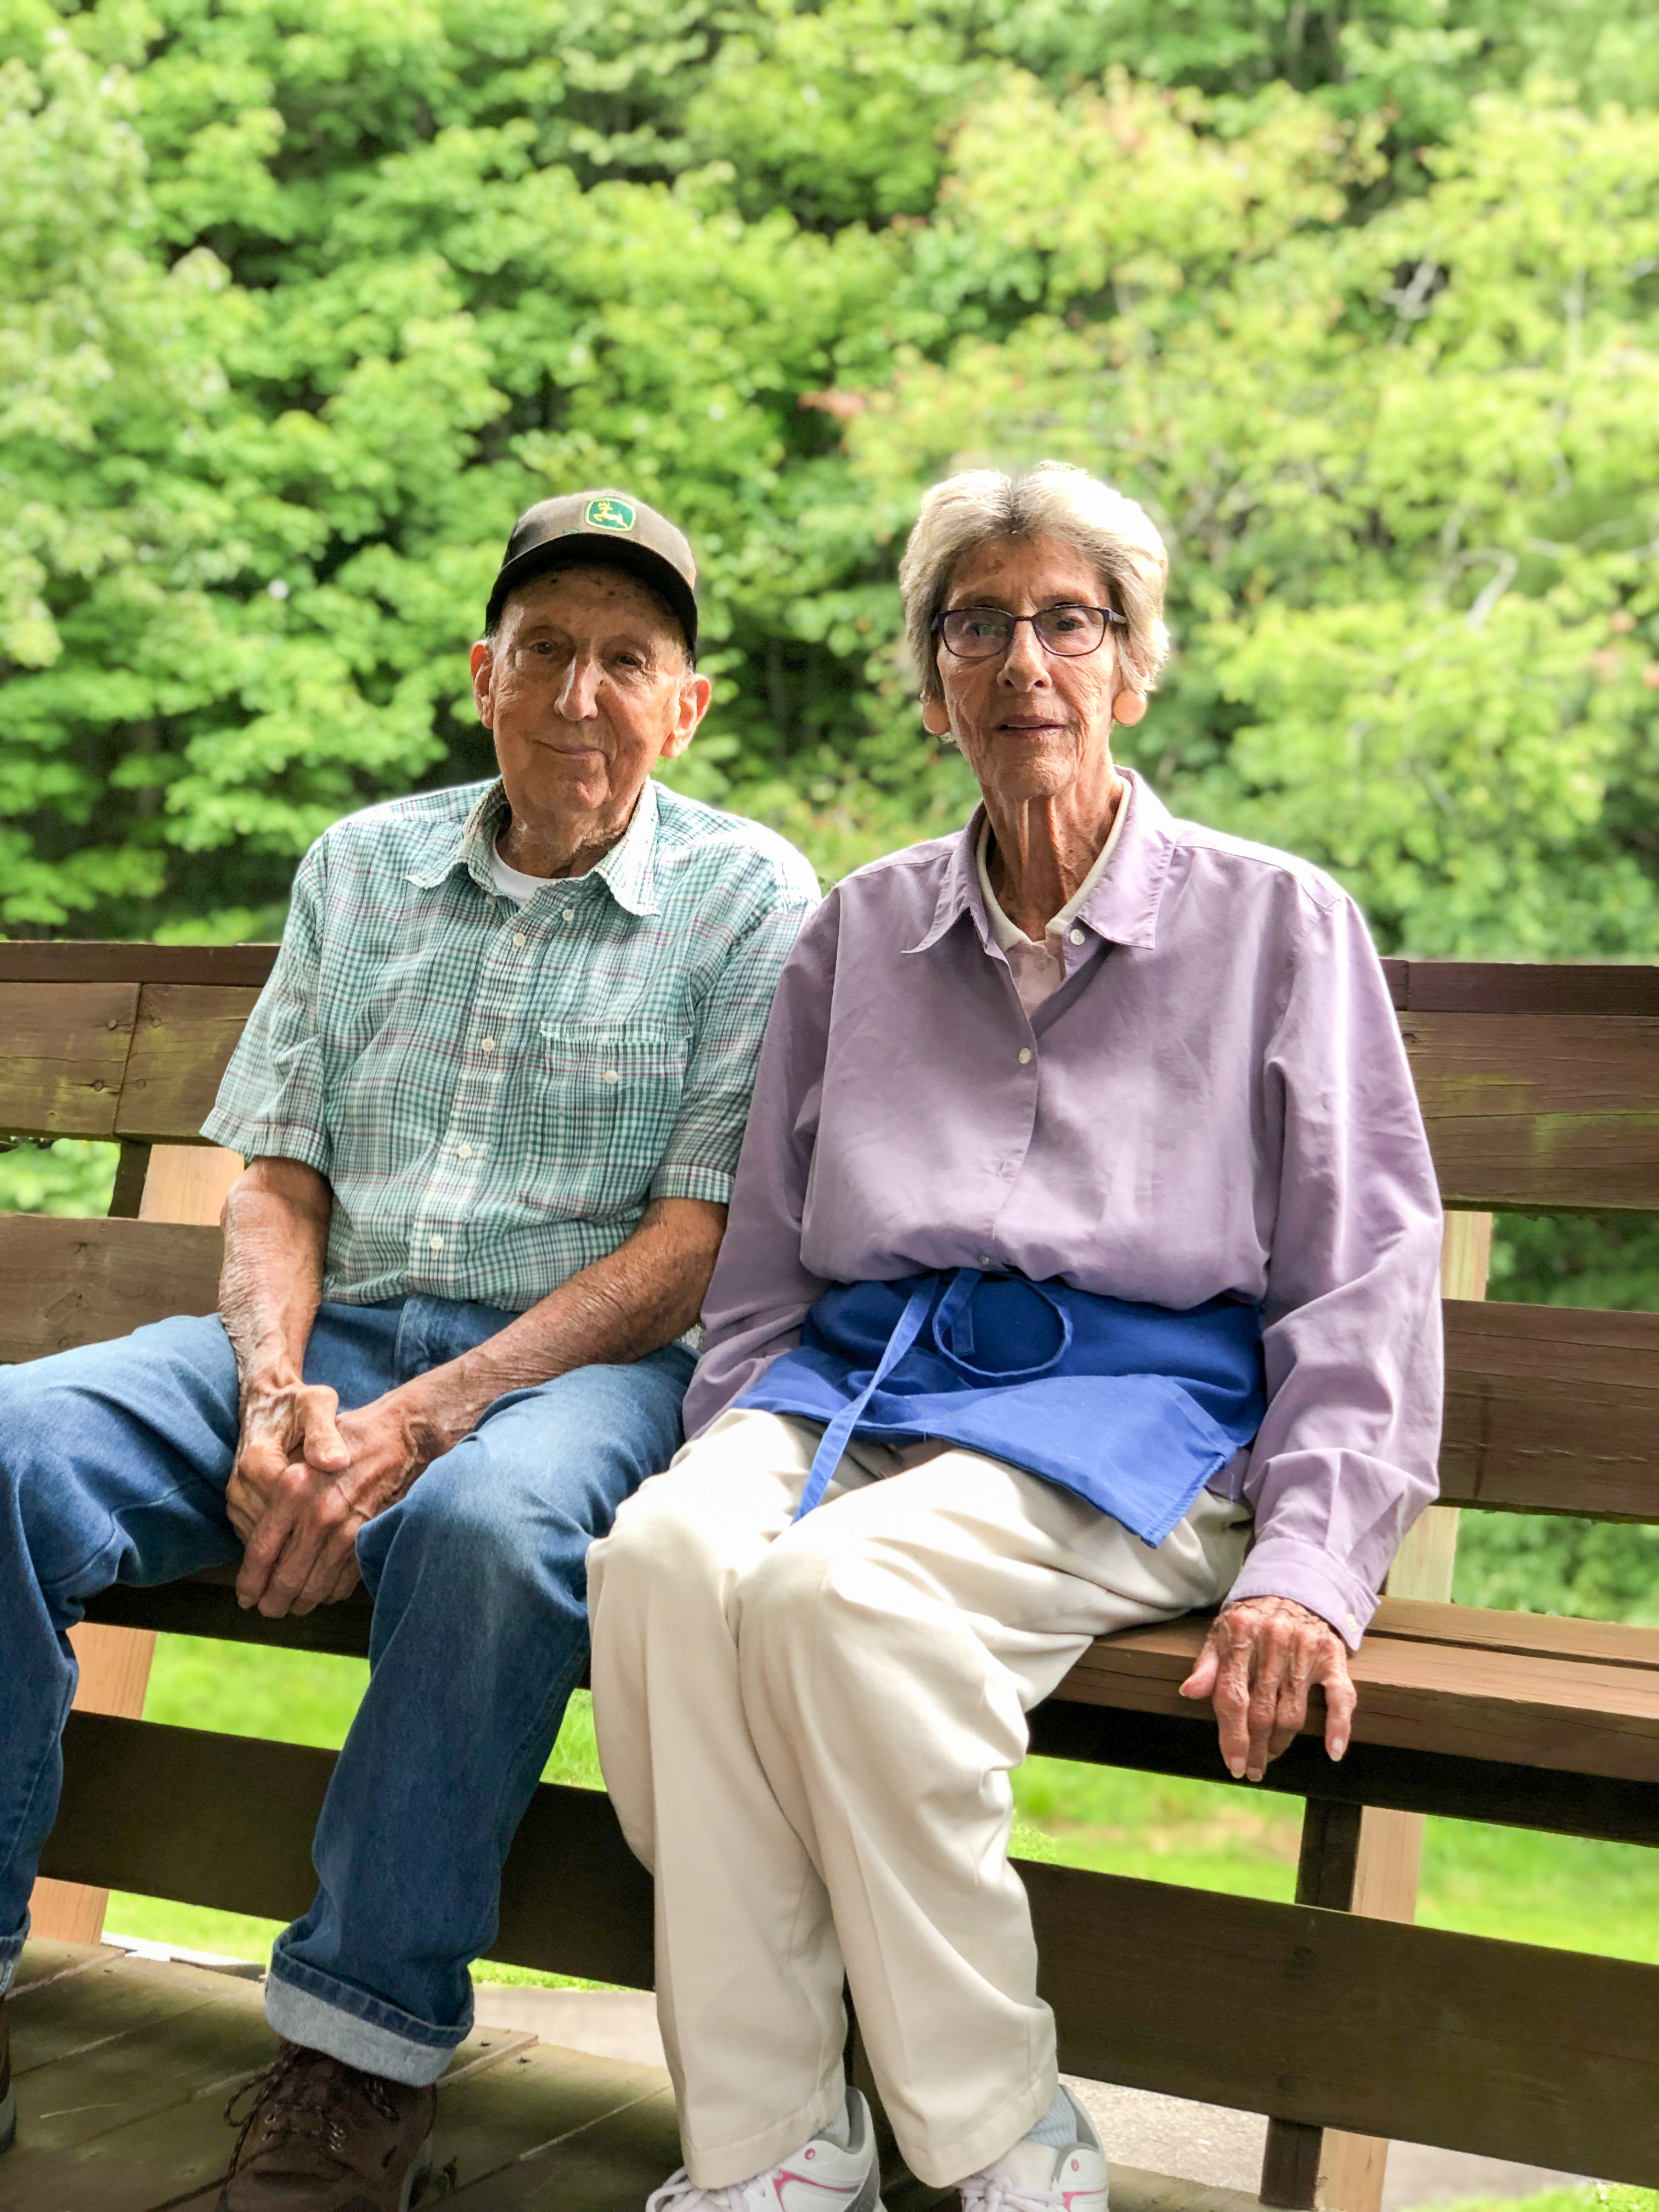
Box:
[975,776,1133,1014]
[687,771,1445,1646]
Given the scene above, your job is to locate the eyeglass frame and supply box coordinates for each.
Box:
[932,602,1130,661]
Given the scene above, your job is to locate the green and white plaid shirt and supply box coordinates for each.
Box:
[204,775,821,1312]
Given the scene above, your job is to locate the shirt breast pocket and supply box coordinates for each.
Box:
[527,1019,692,1219]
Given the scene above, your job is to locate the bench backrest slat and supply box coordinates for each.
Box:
[1441,1300,1659,1520]
[0,1217,222,1363]
[1403,1012,1659,1211]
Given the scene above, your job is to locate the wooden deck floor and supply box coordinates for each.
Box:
[3,1942,1261,2212]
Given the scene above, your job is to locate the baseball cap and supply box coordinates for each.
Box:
[485,490,698,655]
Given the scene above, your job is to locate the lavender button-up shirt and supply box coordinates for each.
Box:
[687,773,1444,1647]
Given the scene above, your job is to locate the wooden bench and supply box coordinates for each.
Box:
[5,942,1658,2208]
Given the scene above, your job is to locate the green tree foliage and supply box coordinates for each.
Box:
[2,0,1656,945]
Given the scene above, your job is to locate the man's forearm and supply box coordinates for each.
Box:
[219,1158,334,1391]
[399,1196,726,1457]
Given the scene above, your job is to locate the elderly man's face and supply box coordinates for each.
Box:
[470,566,709,838]
[923,535,1127,809]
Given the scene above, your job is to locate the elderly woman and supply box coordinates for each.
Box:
[587,461,1443,2212]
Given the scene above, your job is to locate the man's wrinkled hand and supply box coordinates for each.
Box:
[227,1377,351,1544]
[234,1389,437,1619]
[1178,1595,1356,1782]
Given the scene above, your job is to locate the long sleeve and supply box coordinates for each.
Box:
[1224,890,1444,1646]
[682,900,841,1437]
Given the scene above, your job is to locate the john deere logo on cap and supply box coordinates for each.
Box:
[585,496,635,532]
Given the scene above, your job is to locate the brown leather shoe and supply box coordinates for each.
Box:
[1,2006,14,2153]
[219,2042,434,2210]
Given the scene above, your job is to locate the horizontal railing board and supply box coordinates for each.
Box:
[42,1712,1659,2181]
[1403,1011,1659,1210]
[0,943,278,987]
[1369,1594,1659,1671]
[1027,1697,1659,1848]
[1383,958,1659,1017]
[1026,1858,1659,2179]
[23,1249,1659,1528]
[1057,1612,1659,1782]
[113,984,262,1143]
[0,982,140,1141]
[45,1712,654,1991]
[1441,1299,1659,1519]
[0,1217,222,1363]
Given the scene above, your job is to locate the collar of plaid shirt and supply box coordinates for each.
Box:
[409,774,664,917]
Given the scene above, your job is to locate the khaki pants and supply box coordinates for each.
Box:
[586,1408,1251,2190]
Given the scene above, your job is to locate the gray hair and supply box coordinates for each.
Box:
[897,461,1170,703]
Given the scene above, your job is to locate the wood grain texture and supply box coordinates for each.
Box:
[114,985,263,1142]
[1402,1010,1659,1209]
[43,1713,657,1991]
[1440,1297,1659,1520]
[1383,958,1659,1016]
[38,1721,1659,2181]
[0,942,278,986]
[0,981,139,1138]
[1026,1860,1659,2180]
[0,1216,222,1362]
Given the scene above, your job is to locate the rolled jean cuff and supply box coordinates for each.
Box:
[264,1955,469,2087]
[0,1915,27,1997]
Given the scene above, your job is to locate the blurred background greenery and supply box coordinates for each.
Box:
[4,0,1659,2051]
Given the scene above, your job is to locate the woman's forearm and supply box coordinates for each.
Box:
[218,1157,334,1393]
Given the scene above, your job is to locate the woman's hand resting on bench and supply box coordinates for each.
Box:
[1178,1596,1356,1784]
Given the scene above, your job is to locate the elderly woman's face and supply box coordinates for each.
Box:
[926,535,1126,806]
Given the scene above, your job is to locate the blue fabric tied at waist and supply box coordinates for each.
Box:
[735,1269,1266,1548]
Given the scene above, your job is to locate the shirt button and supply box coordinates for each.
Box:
[479,1038,496,1053]
[978,1254,994,1268]
[512,932,527,949]
[455,1143,473,1160]
[1346,1611,1359,1632]
[1069,928,1085,946]
[601,1068,620,1084]
[1017,1047,1032,1065]
[428,1234,443,1250]
[561,907,575,923]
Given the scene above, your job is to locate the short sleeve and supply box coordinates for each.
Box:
[200,844,332,1175]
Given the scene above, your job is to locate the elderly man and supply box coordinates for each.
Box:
[0,492,819,2209]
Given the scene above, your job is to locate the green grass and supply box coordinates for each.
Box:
[106,1635,1659,1984]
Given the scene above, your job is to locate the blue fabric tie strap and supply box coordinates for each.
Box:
[738,1267,1266,1548]
[792,1276,937,1521]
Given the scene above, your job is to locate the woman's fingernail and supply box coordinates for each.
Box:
[1227,1756,1246,1779]
[1333,1739,1348,1761]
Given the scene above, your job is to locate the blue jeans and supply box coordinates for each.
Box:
[0,1298,693,2083]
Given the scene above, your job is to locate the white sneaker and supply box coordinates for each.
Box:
[646,2086,884,2212]
[958,2089,1109,2212]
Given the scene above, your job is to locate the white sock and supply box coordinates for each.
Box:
[1024,2085,1077,2150]
[816,2091,853,2149]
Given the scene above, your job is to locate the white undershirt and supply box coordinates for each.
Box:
[976,778,1133,1015]
[489,841,552,904]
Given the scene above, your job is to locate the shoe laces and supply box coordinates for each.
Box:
[960,2185,1065,2212]
[224,2041,404,2173]
[646,2166,770,2212]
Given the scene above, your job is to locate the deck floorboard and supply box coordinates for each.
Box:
[3,1944,1265,2212]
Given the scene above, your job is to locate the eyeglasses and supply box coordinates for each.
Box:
[934,603,1127,661]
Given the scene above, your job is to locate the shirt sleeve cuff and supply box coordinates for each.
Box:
[649,1163,736,1205]
[199,1109,330,1178]
[1223,1537,1379,1649]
